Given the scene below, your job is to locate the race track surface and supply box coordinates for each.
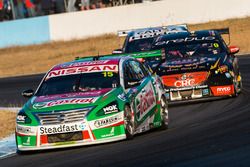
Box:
[1,55,250,166]
[0,74,43,107]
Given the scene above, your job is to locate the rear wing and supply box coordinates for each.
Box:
[75,50,164,61]
[115,50,164,59]
[117,24,188,37]
[213,28,229,35]
[212,27,230,45]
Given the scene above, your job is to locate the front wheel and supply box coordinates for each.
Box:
[124,105,135,139]
[159,97,169,130]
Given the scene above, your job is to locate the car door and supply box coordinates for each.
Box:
[123,59,157,128]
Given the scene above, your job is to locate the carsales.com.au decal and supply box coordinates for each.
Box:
[33,97,98,109]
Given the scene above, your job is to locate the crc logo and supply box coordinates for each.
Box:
[174,79,195,87]
[217,87,231,93]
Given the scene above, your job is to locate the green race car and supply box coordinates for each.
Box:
[16,56,169,151]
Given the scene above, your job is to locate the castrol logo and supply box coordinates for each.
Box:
[174,79,195,87]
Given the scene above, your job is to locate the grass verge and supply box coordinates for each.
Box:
[0,111,16,139]
[0,17,250,78]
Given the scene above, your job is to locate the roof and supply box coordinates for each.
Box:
[51,56,121,71]
[119,25,188,41]
[45,56,123,80]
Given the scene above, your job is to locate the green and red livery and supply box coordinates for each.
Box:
[16,56,168,151]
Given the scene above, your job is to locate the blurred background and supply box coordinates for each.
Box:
[0,0,157,21]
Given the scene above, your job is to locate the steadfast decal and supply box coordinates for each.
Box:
[39,122,86,135]
[46,65,118,79]
[33,98,97,109]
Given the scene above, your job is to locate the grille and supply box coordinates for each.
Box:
[35,108,91,125]
[193,89,202,95]
[48,131,83,143]
[180,90,193,97]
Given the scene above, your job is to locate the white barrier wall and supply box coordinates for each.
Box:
[0,0,250,48]
[49,0,250,41]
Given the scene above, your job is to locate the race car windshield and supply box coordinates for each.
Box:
[126,38,154,53]
[36,72,119,96]
[161,42,225,59]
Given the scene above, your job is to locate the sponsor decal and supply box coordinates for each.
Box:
[135,83,156,121]
[16,125,37,135]
[211,85,234,96]
[101,127,115,138]
[225,72,231,79]
[216,65,228,74]
[46,65,118,79]
[16,115,26,123]
[162,72,208,87]
[94,114,123,129]
[39,122,86,135]
[103,104,118,114]
[33,98,97,109]
[174,79,195,87]
[155,36,216,46]
[35,89,111,103]
[130,29,165,41]
[118,93,126,101]
[60,60,110,68]
[202,89,209,95]
[169,85,208,92]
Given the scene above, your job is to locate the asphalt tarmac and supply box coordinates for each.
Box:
[0,55,250,167]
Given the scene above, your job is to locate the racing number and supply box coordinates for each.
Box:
[102,72,113,77]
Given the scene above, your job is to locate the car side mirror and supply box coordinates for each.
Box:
[112,49,123,54]
[125,78,141,89]
[229,46,240,54]
[22,89,34,98]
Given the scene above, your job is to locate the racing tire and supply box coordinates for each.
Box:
[237,74,243,94]
[159,97,169,130]
[233,74,242,97]
[124,105,135,139]
[15,132,23,155]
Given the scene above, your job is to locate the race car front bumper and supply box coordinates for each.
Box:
[16,133,126,151]
[165,84,235,104]
[16,112,126,151]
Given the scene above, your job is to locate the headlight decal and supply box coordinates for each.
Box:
[16,125,37,135]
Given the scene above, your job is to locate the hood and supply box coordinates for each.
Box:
[28,88,113,111]
[159,53,227,74]
[161,71,209,88]
[159,53,227,88]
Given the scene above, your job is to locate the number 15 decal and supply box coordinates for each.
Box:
[102,72,114,77]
